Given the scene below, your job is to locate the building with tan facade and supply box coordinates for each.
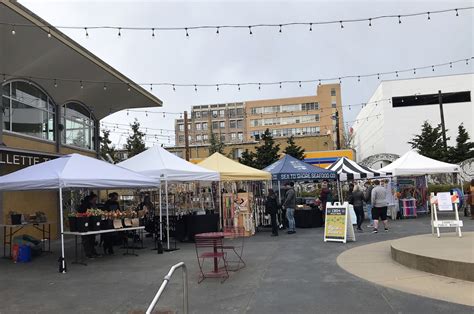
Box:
[174,84,344,149]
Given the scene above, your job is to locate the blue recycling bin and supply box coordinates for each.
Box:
[17,245,32,263]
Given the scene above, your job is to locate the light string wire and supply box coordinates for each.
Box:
[2,57,472,91]
[2,6,471,35]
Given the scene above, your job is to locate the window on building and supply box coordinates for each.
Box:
[230,120,237,129]
[187,124,192,130]
[212,110,218,118]
[201,111,209,119]
[331,88,336,96]
[219,110,225,117]
[237,132,243,141]
[2,81,56,141]
[196,134,202,141]
[220,134,226,142]
[237,120,244,129]
[229,109,236,118]
[202,122,208,130]
[195,111,201,118]
[178,124,184,131]
[302,102,319,111]
[178,135,185,143]
[232,148,243,159]
[231,133,237,140]
[196,123,201,130]
[212,121,219,130]
[332,101,337,108]
[219,121,225,128]
[236,108,244,116]
[203,134,209,141]
[63,102,96,150]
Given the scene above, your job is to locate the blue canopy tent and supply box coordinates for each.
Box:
[264,155,337,203]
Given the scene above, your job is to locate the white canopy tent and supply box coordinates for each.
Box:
[0,153,159,273]
[379,150,460,176]
[118,146,220,250]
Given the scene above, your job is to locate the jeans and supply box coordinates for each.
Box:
[366,204,373,223]
[354,206,364,229]
[286,208,295,232]
[270,213,278,235]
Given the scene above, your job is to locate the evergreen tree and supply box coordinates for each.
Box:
[125,119,146,158]
[253,129,280,169]
[239,149,257,168]
[283,135,305,160]
[447,123,474,163]
[408,121,448,161]
[99,129,117,163]
[208,132,224,155]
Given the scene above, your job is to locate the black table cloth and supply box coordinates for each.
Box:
[294,209,323,228]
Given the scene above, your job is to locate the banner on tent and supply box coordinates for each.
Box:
[324,202,355,243]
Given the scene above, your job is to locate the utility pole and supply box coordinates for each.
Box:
[334,110,341,150]
[438,90,448,152]
[183,111,190,161]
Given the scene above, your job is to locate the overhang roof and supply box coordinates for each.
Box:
[0,0,162,120]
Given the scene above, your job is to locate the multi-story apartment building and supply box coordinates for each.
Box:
[174,84,343,148]
[175,102,245,146]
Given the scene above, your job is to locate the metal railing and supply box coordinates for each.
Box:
[146,262,188,314]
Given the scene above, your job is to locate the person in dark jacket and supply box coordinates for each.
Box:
[78,192,100,258]
[266,189,279,236]
[283,182,296,234]
[102,192,120,255]
[349,185,365,231]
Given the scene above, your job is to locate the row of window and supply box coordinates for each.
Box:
[250,114,320,127]
[193,107,245,119]
[178,119,244,131]
[177,132,244,143]
[251,126,321,138]
[250,102,319,115]
[2,81,96,150]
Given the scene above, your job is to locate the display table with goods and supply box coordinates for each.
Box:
[294,208,323,228]
[1,211,53,258]
[169,212,219,242]
[64,208,147,265]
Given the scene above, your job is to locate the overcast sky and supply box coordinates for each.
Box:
[20,0,474,147]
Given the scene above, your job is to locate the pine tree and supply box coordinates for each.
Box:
[208,132,224,155]
[447,123,474,163]
[99,129,117,163]
[125,119,146,158]
[253,129,280,169]
[283,135,305,160]
[408,121,448,161]
[239,149,257,168]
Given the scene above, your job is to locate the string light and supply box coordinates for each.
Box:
[249,26,252,35]
[279,82,282,88]
[194,84,197,92]
[357,76,360,82]
[11,25,15,35]
[47,28,52,38]
[258,83,261,90]
[298,81,302,87]
[103,83,107,91]
[118,28,121,37]
[54,79,57,88]
[413,68,416,75]
[150,84,153,91]
[127,84,131,92]
[309,23,312,31]
[238,84,241,91]
[368,18,372,27]
[279,25,282,33]
[466,59,469,65]
[216,84,219,91]
[152,28,155,38]
[450,62,453,68]
[456,9,459,16]
[80,80,83,89]
[216,27,219,34]
[427,12,431,20]
[340,21,344,29]
[396,71,398,77]
[377,73,380,80]
[185,28,189,37]
[432,65,435,71]
[172,84,176,91]
[398,15,402,24]
[84,27,89,38]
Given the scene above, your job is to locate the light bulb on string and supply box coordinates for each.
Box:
[299,81,302,87]
[145,111,148,117]
[118,28,121,37]
[258,83,261,90]
[413,68,416,75]
[339,78,341,84]
[249,26,253,35]
[357,76,360,82]
[2,74,6,83]
[185,28,189,37]
[318,80,321,86]
[84,27,89,38]
[216,27,219,34]
[466,59,469,65]
[172,84,176,91]
[432,65,435,71]
[279,25,282,33]
[47,28,52,38]
[150,84,153,91]
[377,73,380,80]
[396,71,399,77]
[279,82,282,89]
[194,84,197,92]
[11,25,15,35]
[340,21,344,29]
[103,83,107,91]
[427,12,431,20]
[126,110,129,116]
[80,80,84,89]
[398,15,402,24]
[309,23,312,31]
[238,84,241,91]
[456,9,459,16]
[54,79,58,88]
[163,112,166,118]
[216,84,219,91]
[152,28,155,38]
[450,62,453,68]
[127,84,131,92]
[368,18,372,27]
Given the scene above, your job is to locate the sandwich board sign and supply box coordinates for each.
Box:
[324,202,356,243]
[430,191,463,238]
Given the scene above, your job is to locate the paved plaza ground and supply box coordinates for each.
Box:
[0,216,473,314]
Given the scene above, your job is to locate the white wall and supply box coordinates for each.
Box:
[352,73,473,162]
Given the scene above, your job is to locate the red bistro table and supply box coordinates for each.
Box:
[195,232,232,272]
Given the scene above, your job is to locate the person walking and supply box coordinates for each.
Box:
[265,189,279,236]
[349,185,365,231]
[371,180,389,233]
[364,181,374,227]
[470,179,474,220]
[283,182,296,234]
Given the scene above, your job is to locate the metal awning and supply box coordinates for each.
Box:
[0,0,162,120]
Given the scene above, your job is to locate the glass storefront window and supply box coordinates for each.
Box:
[2,81,55,141]
[62,102,95,150]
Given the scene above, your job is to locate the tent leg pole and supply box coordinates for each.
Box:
[59,187,66,273]
[218,181,223,230]
[165,180,170,250]
[159,184,162,241]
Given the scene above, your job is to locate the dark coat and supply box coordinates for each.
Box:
[265,195,279,215]
[349,190,365,208]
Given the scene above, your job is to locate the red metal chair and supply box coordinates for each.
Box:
[195,236,229,283]
[221,227,246,271]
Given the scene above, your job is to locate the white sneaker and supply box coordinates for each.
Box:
[367,223,373,228]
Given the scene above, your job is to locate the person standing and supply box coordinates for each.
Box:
[283,182,296,234]
[470,179,474,220]
[364,181,374,227]
[265,189,279,236]
[371,180,388,233]
[349,185,365,231]
[103,192,120,255]
[78,192,100,258]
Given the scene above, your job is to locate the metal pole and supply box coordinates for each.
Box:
[165,180,170,250]
[59,187,66,273]
[218,181,223,230]
[335,111,341,150]
[438,90,448,152]
[159,184,162,241]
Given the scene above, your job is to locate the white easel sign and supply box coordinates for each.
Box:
[430,192,462,238]
[324,202,356,244]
